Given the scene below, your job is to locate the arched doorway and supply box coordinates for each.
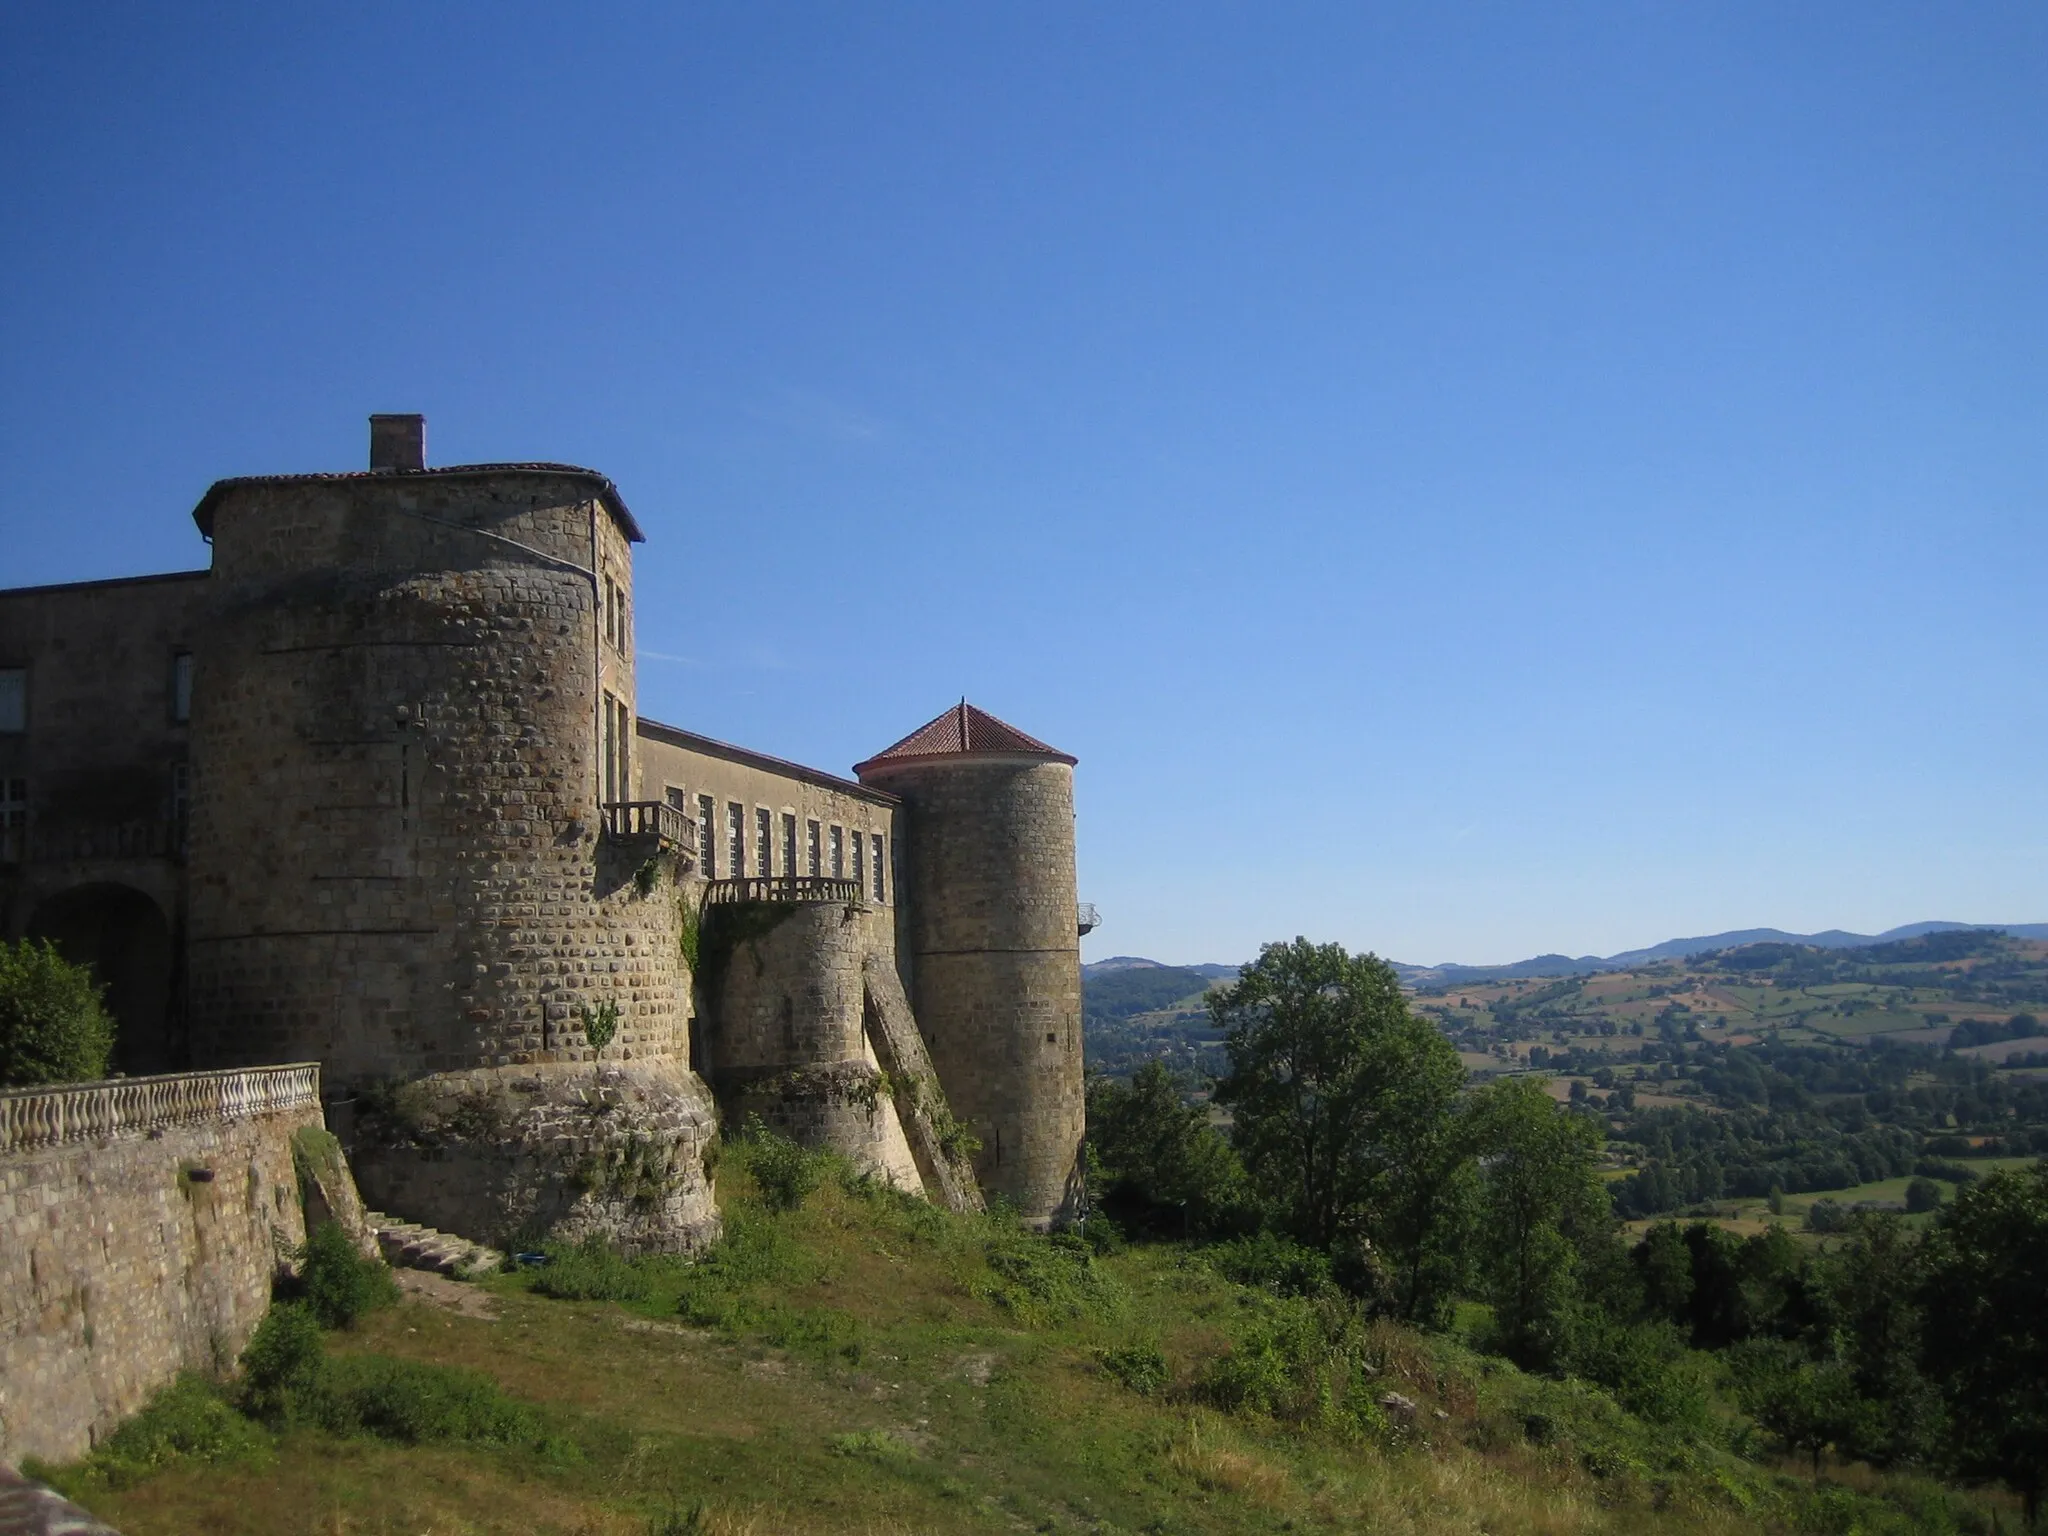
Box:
[26,884,175,1076]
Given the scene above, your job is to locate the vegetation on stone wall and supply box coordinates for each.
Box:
[0,937,114,1087]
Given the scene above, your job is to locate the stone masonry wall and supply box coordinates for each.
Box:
[874,757,1084,1226]
[0,1070,329,1467]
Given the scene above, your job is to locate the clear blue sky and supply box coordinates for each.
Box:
[3,5,2043,966]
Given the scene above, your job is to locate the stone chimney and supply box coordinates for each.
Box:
[368,414,425,471]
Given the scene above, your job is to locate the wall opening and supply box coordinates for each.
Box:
[25,882,176,1075]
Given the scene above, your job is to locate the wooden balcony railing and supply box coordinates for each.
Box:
[601,800,693,854]
[0,1062,322,1155]
[702,876,864,907]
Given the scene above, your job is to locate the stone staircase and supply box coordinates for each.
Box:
[364,1211,503,1276]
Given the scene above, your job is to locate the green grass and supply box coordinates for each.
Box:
[33,1145,2025,1536]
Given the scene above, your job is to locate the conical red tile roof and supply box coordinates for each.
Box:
[854,701,1076,777]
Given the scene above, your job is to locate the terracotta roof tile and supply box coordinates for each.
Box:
[854,701,1076,776]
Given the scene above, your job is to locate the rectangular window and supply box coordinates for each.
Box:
[168,763,190,855]
[727,801,745,876]
[0,668,24,734]
[170,653,193,723]
[0,778,24,864]
[615,697,630,797]
[664,785,687,810]
[829,825,844,879]
[698,794,717,878]
[851,830,865,892]
[601,692,620,803]
[782,812,797,877]
[806,819,821,877]
[871,834,886,902]
[755,808,772,875]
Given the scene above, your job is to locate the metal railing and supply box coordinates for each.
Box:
[11,816,185,865]
[0,1062,322,1155]
[1077,901,1100,937]
[601,800,693,852]
[702,875,864,907]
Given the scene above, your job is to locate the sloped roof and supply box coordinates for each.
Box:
[191,463,643,543]
[853,701,1076,777]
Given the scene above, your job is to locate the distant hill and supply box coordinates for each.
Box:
[1411,921,2048,982]
[1083,956,1238,981]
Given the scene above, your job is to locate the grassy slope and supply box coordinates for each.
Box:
[53,1164,2013,1536]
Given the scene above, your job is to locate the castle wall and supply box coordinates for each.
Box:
[179,468,716,1253]
[634,721,898,905]
[698,898,919,1191]
[0,1066,329,1467]
[185,473,674,1080]
[868,756,1084,1226]
[0,572,211,1073]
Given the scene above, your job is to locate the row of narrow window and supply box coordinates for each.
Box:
[664,787,886,902]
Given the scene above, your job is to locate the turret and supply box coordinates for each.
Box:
[855,702,1083,1226]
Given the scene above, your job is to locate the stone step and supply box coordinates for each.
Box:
[362,1211,502,1277]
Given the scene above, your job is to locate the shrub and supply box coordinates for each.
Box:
[530,1237,654,1302]
[827,1428,917,1463]
[980,1230,1121,1323]
[1098,1342,1169,1397]
[1806,1197,1847,1233]
[45,1374,267,1490]
[308,1354,549,1447]
[239,1303,325,1424]
[297,1219,399,1329]
[1204,1230,1334,1298]
[0,938,114,1087]
[738,1119,825,1212]
[1905,1177,1943,1214]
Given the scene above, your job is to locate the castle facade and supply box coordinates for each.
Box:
[0,416,1088,1246]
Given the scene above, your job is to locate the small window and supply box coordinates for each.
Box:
[698,795,717,878]
[0,778,24,864]
[829,825,845,879]
[170,653,193,723]
[871,834,886,902]
[0,668,24,734]
[851,830,865,891]
[727,801,745,876]
[806,819,821,877]
[664,785,687,810]
[782,812,797,877]
[755,808,772,876]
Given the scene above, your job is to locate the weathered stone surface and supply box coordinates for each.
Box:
[0,1078,330,1466]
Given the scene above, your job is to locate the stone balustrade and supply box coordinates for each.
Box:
[0,1062,321,1155]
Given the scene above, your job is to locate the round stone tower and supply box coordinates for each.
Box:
[182,417,717,1254]
[854,702,1083,1227]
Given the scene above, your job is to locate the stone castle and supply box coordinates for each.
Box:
[0,414,1091,1260]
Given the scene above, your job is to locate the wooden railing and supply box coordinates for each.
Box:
[12,816,185,865]
[0,1063,322,1155]
[601,800,693,853]
[702,876,865,907]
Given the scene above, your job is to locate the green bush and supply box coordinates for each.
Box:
[307,1354,550,1448]
[297,1219,399,1329]
[1905,1177,1943,1214]
[0,938,114,1087]
[531,1237,655,1302]
[40,1374,267,1490]
[980,1231,1121,1322]
[239,1303,325,1424]
[740,1120,826,1212]
[1203,1230,1335,1297]
[1098,1342,1169,1397]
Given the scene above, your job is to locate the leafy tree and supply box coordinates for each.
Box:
[1811,1212,1940,1466]
[1465,1076,1609,1368]
[1918,1164,2048,1525]
[1211,939,1470,1319]
[1905,1177,1942,1214]
[1085,1062,1249,1237]
[1730,1339,1873,1477]
[0,937,115,1087]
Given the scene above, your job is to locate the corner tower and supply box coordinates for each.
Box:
[181,416,716,1254]
[855,703,1083,1227]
